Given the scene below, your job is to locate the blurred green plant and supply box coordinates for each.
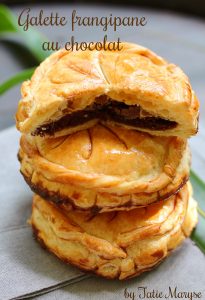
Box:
[0,4,50,62]
[0,67,35,95]
[0,4,51,94]
[190,171,205,253]
[0,5,204,254]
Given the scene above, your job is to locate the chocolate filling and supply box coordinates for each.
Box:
[33,98,177,136]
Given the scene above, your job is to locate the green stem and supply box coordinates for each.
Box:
[198,206,205,218]
[0,67,35,95]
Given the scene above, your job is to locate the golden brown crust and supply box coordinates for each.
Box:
[31,183,198,280]
[16,43,199,138]
[20,170,188,213]
[18,124,190,211]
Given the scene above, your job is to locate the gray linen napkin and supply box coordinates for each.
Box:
[35,239,205,300]
[0,126,205,300]
[0,227,88,300]
[0,127,87,300]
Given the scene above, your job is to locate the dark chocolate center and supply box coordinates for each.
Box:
[33,99,177,136]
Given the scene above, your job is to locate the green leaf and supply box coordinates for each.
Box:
[190,170,205,254]
[0,4,51,62]
[0,67,35,95]
[0,4,18,32]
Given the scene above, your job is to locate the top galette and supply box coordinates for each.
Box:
[16,42,199,137]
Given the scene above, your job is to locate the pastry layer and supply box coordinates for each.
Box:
[31,183,197,280]
[16,43,199,138]
[19,124,190,211]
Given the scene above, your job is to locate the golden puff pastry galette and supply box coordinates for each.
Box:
[16,43,199,138]
[19,124,190,212]
[31,183,197,280]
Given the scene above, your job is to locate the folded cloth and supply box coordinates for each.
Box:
[33,239,205,300]
[0,128,88,300]
[0,227,88,300]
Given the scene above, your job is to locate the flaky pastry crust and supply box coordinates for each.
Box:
[16,43,199,138]
[18,124,190,211]
[31,183,197,280]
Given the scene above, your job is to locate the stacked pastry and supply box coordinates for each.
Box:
[16,43,199,280]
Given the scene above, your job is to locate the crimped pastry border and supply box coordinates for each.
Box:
[31,184,197,280]
[21,170,188,214]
